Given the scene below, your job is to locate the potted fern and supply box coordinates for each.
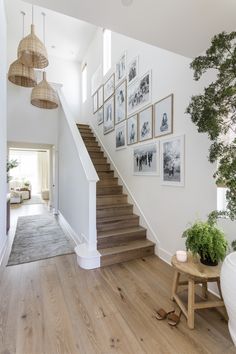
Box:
[182,220,228,266]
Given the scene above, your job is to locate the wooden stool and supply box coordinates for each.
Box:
[171,254,225,329]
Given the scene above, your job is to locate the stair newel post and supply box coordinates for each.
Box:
[88,180,97,252]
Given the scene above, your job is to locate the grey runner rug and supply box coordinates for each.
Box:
[8,214,75,266]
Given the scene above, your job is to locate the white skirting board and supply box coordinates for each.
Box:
[58,211,101,269]
[0,236,7,266]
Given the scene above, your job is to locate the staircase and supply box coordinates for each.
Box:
[77,124,155,267]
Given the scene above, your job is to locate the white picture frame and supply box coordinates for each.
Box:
[127,56,139,85]
[97,107,104,125]
[160,135,185,187]
[98,86,104,109]
[138,105,153,142]
[103,96,115,134]
[127,70,152,115]
[115,123,126,150]
[115,80,127,124]
[104,74,115,102]
[115,52,126,85]
[154,94,173,138]
[127,114,138,145]
[93,92,98,114]
[133,142,159,176]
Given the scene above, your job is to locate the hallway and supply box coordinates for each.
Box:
[0,206,235,354]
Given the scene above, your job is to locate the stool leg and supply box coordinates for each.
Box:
[187,279,195,329]
[217,279,223,300]
[171,270,180,301]
[202,281,208,300]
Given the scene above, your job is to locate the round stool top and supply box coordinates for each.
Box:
[171,254,221,279]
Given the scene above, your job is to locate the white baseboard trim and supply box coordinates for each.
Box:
[75,243,101,269]
[58,211,83,246]
[158,247,173,265]
[58,211,101,270]
[0,236,8,266]
[91,123,160,249]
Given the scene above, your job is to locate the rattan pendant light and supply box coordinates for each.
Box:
[18,6,49,69]
[31,71,58,109]
[31,13,58,109]
[8,12,37,87]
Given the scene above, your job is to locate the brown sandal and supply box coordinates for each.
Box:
[167,310,182,326]
[154,308,175,320]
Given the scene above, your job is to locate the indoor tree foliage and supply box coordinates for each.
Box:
[186,31,236,220]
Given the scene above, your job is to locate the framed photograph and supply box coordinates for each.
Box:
[104,74,115,102]
[127,114,138,145]
[127,56,139,85]
[93,92,98,114]
[138,105,153,142]
[127,70,152,115]
[91,65,102,95]
[160,135,185,186]
[154,94,173,138]
[133,142,159,176]
[115,80,127,124]
[98,86,104,109]
[116,52,126,85]
[103,96,115,134]
[115,123,126,150]
[97,107,104,125]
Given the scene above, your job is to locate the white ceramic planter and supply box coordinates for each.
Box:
[221,252,236,346]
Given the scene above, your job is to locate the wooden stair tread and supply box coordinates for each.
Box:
[97,225,146,238]
[97,214,138,224]
[97,194,127,199]
[99,239,154,255]
[97,203,132,210]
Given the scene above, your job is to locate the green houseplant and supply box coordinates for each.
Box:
[182,220,228,266]
[186,31,236,221]
[6,159,19,183]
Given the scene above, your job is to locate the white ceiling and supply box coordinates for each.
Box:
[22,0,236,58]
[6,0,98,62]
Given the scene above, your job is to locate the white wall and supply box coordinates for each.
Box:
[58,109,90,242]
[7,82,58,145]
[81,29,235,261]
[0,0,7,259]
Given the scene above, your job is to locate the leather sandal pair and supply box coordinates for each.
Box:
[154,308,182,326]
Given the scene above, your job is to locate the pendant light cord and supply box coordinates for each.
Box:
[21,11,25,38]
[42,12,46,45]
[32,4,34,24]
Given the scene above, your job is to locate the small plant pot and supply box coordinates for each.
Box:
[200,253,218,266]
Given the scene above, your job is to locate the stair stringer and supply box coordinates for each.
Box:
[90,123,160,256]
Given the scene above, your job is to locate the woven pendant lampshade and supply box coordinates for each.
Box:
[31,72,58,109]
[18,24,49,69]
[8,59,37,87]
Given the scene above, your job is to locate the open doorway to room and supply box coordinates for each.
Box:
[7,143,56,210]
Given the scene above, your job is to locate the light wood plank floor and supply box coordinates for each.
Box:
[0,205,235,354]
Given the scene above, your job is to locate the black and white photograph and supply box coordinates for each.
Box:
[127,70,152,115]
[116,52,126,84]
[154,94,173,137]
[97,107,104,125]
[115,80,126,124]
[133,143,159,175]
[160,135,185,186]
[127,114,138,145]
[104,74,115,102]
[93,92,98,114]
[98,85,104,109]
[115,123,126,150]
[128,56,139,84]
[138,105,153,142]
[103,96,115,134]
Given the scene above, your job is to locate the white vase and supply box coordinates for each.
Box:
[221,252,236,346]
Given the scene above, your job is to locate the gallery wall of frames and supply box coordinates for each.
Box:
[92,52,184,186]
